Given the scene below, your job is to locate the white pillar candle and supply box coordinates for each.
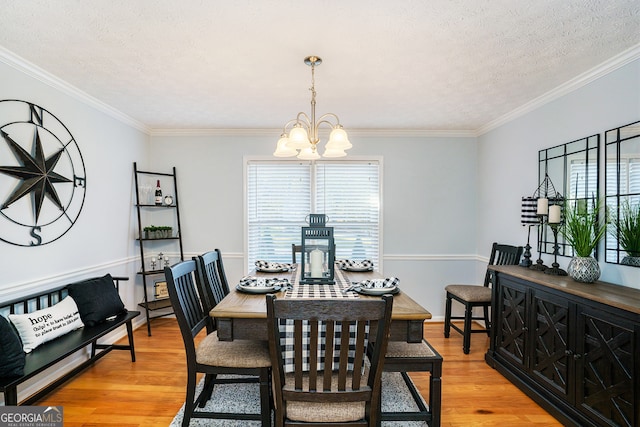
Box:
[537,198,548,215]
[548,205,561,224]
[310,249,324,278]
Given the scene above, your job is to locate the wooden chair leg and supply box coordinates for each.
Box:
[259,368,271,427]
[183,370,197,427]
[430,358,443,427]
[463,303,472,354]
[444,294,452,338]
[197,374,216,407]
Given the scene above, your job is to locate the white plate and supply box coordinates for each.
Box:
[357,286,398,295]
[236,283,277,294]
[257,267,288,273]
[341,266,373,272]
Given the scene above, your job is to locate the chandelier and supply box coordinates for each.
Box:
[273,56,352,160]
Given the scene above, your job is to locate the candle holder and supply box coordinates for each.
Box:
[519,226,533,267]
[527,174,563,272]
[300,214,335,285]
[530,216,548,271]
[544,223,567,276]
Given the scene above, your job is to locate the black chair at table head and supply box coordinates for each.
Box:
[266,294,393,427]
[291,244,302,264]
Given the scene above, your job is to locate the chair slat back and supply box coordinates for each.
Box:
[194,251,227,316]
[214,249,231,296]
[291,244,302,264]
[483,242,523,287]
[165,261,208,344]
[267,295,393,409]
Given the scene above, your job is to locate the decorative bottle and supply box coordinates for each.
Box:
[154,180,162,205]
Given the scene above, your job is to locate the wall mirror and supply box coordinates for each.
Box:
[538,134,600,256]
[605,120,640,266]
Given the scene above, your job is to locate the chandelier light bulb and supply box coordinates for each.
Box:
[322,146,347,158]
[327,127,352,150]
[288,125,311,149]
[273,134,297,157]
[297,146,321,160]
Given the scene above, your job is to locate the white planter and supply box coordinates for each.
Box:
[567,256,600,283]
[621,256,640,267]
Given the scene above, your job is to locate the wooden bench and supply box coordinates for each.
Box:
[0,277,140,406]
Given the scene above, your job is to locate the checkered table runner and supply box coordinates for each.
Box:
[280,266,364,372]
[285,267,359,299]
[278,320,367,373]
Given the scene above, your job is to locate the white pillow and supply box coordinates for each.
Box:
[9,296,84,353]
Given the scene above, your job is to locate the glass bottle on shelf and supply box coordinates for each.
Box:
[154,180,162,205]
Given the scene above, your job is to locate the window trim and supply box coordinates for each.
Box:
[243,155,384,273]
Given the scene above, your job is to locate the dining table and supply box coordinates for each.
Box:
[210,264,432,343]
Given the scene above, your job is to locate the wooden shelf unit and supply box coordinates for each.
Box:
[133,162,184,336]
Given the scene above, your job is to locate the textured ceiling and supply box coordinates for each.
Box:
[0,0,639,133]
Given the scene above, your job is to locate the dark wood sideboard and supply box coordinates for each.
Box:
[485,265,639,427]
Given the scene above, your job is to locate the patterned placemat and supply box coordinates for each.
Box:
[286,266,358,299]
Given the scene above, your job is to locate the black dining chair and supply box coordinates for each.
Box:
[444,242,523,354]
[291,244,302,264]
[266,294,393,427]
[165,260,272,426]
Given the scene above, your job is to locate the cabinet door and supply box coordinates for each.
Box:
[530,289,572,403]
[495,277,528,368]
[576,306,636,427]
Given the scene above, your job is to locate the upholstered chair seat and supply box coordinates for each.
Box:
[444,284,492,303]
[196,334,271,368]
[283,368,370,423]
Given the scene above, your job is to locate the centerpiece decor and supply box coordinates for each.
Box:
[300,214,335,285]
[609,199,640,266]
[560,197,606,283]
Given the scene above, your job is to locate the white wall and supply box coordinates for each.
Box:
[0,59,150,311]
[1,48,637,328]
[477,58,640,288]
[149,132,479,318]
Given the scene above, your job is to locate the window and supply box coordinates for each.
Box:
[246,159,381,271]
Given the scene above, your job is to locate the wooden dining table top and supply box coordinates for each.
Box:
[210,267,432,321]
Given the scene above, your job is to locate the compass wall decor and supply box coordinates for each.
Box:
[0,100,86,246]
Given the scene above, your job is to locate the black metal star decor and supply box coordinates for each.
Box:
[0,100,86,246]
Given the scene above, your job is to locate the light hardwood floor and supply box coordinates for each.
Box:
[34,318,562,426]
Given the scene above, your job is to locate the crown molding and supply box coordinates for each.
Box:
[0,46,150,134]
[150,127,477,138]
[477,43,640,136]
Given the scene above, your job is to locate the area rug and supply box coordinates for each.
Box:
[170,372,428,426]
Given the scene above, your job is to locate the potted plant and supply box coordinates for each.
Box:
[609,199,640,266]
[160,226,173,238]
[559,198,606,283]
[143,225,157,239]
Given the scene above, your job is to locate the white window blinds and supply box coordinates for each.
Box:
[246,160,381,271]
[315,162,380,264]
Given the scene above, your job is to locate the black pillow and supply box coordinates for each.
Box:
[67,274,127,327]
[0,314,25,377]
